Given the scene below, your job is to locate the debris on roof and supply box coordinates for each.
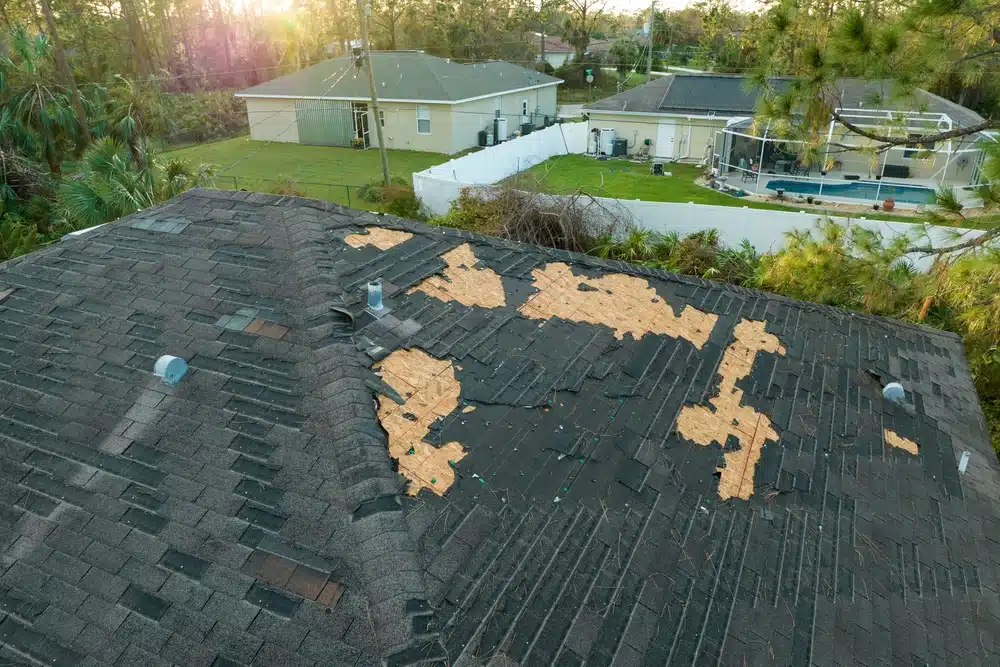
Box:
[0,188,996,667]
[375,348,467,496]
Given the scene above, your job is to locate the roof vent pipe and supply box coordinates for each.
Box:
[154,355,188,386]
[959,451,971,474]
[367,280,384,311]
[882,382,905,403]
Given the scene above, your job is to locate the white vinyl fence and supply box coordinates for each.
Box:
[412,123,984,270]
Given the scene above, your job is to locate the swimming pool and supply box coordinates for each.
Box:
[764,179,936,205]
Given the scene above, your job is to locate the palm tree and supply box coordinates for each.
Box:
[1,25,86,174]
[59,137,213,229]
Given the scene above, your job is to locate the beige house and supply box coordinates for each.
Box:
[584,74,992,205]
[236,51,561,155]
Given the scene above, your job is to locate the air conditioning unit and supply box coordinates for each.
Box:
[599,128,616,156]
[494,117,508,144]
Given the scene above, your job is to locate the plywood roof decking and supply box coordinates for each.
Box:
[885,428,919,455]
[407,243,508,308]
[0,190,991,667]
[675,319,787,500]
[518,262,718,348]
[344,227,414,250]
[375,348,468,496]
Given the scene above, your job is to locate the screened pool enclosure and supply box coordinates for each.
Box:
[712,110,996,207]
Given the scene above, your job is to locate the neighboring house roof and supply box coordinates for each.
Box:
[1,188,997,666]
[585,73,986,127]
[236,51,561,104]
[536,34,610,55]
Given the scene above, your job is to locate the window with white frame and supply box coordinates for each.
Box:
[416,106,431,134]
[379,110,385,127]
[521,100,529,117]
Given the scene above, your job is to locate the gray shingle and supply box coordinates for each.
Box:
[238,51,560,104]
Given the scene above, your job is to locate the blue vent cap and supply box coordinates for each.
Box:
[154,355,188,386]
[882,382,905,403]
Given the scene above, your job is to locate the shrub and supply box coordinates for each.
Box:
[358,175,408,203]
[268,177,305,197]
[380,183,427,220]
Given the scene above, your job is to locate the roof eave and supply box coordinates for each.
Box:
[236,80,563,105]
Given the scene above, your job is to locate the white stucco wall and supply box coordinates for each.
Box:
[542,52,569,68]
[586,112,726,161]
[245,97,299,143]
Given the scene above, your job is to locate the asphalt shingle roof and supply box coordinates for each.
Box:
[585,74,986,128]
[1,188,999,666]
[236,51,561,103]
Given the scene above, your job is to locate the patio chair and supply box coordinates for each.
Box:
[743,164,759,182]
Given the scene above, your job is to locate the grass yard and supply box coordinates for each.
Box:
[163,137,446,209]
[508,154,920,222]
[557,72,651,105]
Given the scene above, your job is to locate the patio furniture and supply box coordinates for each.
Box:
[882,164,910,178]
[775,159,793,173]
[742,164,759,182]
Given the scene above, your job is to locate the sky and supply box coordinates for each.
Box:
[609,0,760,11]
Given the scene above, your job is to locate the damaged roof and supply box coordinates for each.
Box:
[0,189,999,667]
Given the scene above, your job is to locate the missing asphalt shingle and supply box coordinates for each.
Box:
[216,307,260,331]
[131,217,190,234]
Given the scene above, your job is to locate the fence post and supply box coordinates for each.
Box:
[233,176,238,190]
[346,185,351,208]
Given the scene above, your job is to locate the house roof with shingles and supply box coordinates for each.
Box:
[236,51,561,104]
[0,188,998,667]
[585,73,986,128]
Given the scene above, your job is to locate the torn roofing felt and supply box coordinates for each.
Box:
[0,189,999,667]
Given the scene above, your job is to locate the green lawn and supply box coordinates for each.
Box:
[508,155,920,222]
[163,137,446,209]
[557,72,651,105]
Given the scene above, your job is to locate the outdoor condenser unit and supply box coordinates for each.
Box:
[599,128,616,156]
[494,117,508,144]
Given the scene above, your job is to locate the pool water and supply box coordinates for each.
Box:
[764,179,936,205]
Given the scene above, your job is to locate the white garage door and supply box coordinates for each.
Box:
[655,122,676,159]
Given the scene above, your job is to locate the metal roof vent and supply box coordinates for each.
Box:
[154,355,188,386]
[367,280,384,311]
[882,382,905,403]
[959,450,971,474]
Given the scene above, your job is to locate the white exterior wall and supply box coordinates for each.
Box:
[542,52,570,68]
[245,97,299,143]
[450,85,560,153]
[586,112,726,162]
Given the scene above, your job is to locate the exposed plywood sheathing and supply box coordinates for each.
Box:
[375,348,467,496]
[518,262,718,348]
[344,227,413,250]
[408,243,507,308]
[675,319,786,500]
[884,429,919,455]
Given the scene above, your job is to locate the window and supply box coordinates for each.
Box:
[494,98,502,119]
[416,106,431,134]
[521,100,529,117]
[903,133,935,158]
[379,110,385,127]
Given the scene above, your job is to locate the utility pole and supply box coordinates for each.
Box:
[646,0,655,79]
[357,0,391,187]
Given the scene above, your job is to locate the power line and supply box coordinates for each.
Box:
[201,61,360,181]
